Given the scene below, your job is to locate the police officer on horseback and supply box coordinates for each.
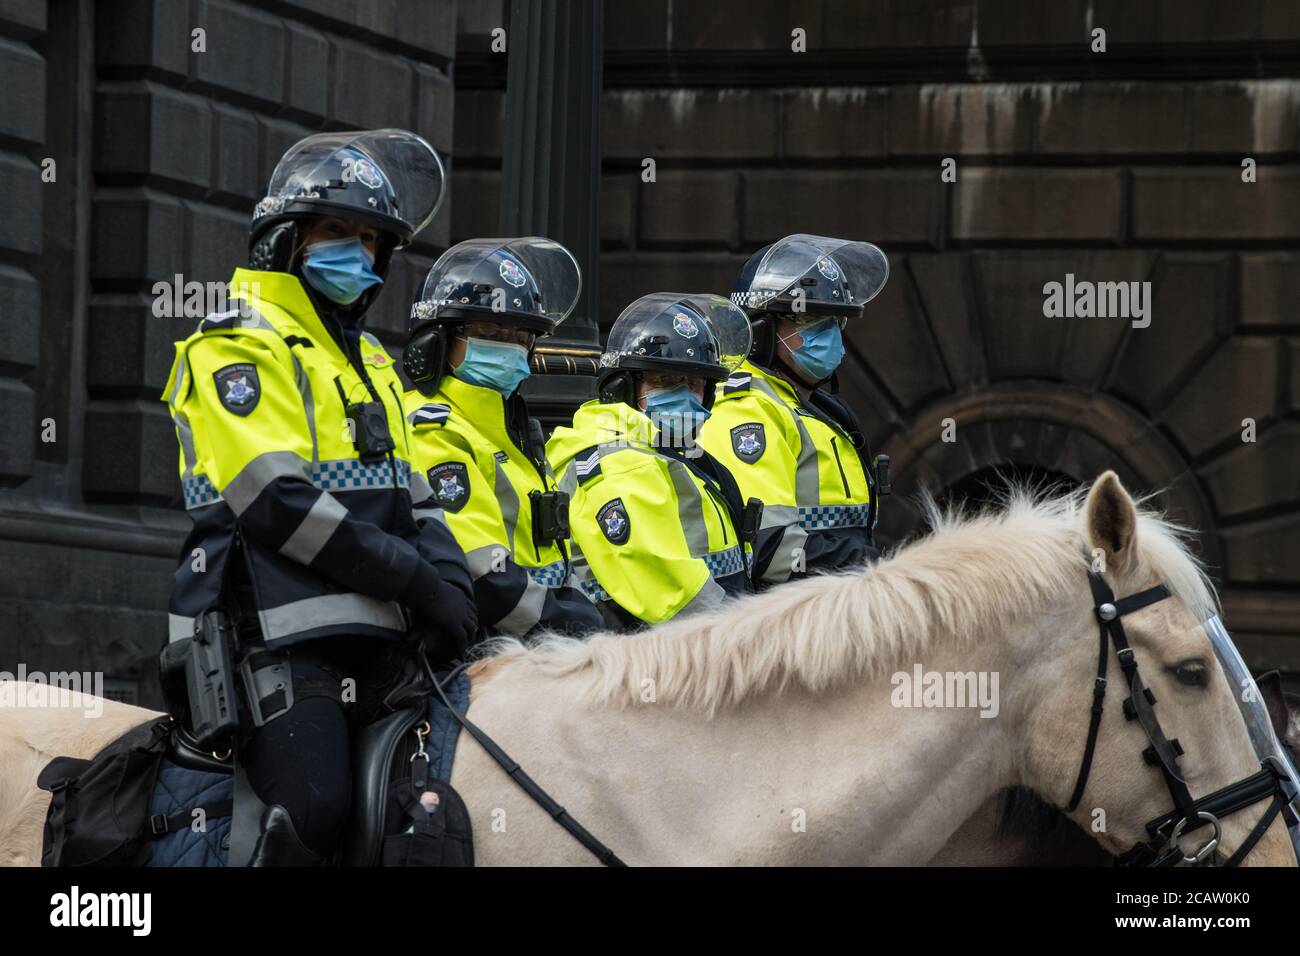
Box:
[698,234,891,587]
[401,238,602,637]
[547,294,757,629]
[161,129,476,866]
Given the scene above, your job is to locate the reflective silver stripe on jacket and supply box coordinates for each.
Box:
[744,376,821,505]
[279,492,350,564]
[757,503,808,586]
[258,592,407,643]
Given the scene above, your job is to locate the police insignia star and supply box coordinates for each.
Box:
[213,363,260,417]
[428,461,470,513]
[730,422,766,463]
[596,498,631,545]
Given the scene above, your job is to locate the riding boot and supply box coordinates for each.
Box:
[248,804,325,867]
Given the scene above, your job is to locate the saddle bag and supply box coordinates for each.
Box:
[37,716,234,868]
[37,716,175,867]
[344,670,474,867]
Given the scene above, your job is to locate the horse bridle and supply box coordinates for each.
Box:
[1066,571,1298,866]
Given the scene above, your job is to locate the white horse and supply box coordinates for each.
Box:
[0,472,1294,866]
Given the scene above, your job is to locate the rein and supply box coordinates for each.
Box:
[424,654,627,867]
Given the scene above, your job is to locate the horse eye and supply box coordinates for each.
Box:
[1170,660,1209,688]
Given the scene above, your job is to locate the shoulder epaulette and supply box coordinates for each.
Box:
[409,403,451,427]
[722,372,752,395]
[197,305,275,335]
[574,445,602,484]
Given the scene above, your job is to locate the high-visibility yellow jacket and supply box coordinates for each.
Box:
[697,360,877,586]
[547,400,751,628]
[162,268,471,646]
[403,375,602,637]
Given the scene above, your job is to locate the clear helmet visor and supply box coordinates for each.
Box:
[257,129,446,242]
[1206,616,1300,856]
[738,233,890,314]
[412,237,582,331]
[602,293,752,374]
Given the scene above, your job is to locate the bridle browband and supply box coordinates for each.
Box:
[1066,571,1297,866]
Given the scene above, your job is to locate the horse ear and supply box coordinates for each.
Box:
[1085,471,1138,574]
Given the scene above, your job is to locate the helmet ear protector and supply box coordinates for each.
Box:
[748,314,776,367]
[402,321,461,393]
[249,221,299,273]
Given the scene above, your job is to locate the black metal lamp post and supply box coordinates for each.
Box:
[499,0,604,426]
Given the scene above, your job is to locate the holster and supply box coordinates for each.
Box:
[183,608,241,749]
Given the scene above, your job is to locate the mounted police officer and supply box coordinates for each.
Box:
[161,129,476,866]
[547,294,757,629]
[697,234,891,587]
[401,238,602,637]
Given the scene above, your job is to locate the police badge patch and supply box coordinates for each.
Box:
[428,461,470,513]
[499,257,527,288]
[817,256,841,280]
[730,422,766,463]
[352,158,384,190]
[596,498,631,545]
[213,363,260,416]
[671,311,699,337]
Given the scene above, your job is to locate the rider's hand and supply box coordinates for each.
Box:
[410,578,478,661]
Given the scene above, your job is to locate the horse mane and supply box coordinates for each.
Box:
[481,482,1217,715]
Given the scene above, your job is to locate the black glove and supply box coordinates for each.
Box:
[411,579,479,663]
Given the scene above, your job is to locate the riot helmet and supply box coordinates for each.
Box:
[403,237,581,391]
[732,233,889,373]
[248,129,445,324]
[597,293,751,416]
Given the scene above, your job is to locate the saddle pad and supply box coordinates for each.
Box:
[427,670,471,782]
[147,760,232,867]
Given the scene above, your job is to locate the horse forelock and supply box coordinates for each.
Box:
[479,482,1217,715]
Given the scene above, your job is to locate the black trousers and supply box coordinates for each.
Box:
[238,636,405,858]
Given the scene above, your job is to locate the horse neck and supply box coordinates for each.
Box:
[468,612,1029,865]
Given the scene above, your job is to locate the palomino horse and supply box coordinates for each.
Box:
[0,472,1294,866]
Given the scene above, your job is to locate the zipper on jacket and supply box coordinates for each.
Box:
[387,382,408,458]
[706,487,729,546]
[830,436,851,498]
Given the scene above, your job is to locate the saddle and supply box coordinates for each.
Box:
[37,672,474,868]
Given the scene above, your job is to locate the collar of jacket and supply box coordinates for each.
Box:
[571,399,658,450]
[229,267,351,365]
[439,373,515,439]
[739,358,802,405]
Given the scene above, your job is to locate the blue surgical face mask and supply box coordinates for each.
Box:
[642,383,710,446]
[300,236,383,305]
[453,337,531,395]
[782,318,845,382]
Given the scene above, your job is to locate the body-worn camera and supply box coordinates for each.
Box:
[739,497,764,545]
[531,489,570,547]
[348,399,395,463]
[873,453,892,497]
